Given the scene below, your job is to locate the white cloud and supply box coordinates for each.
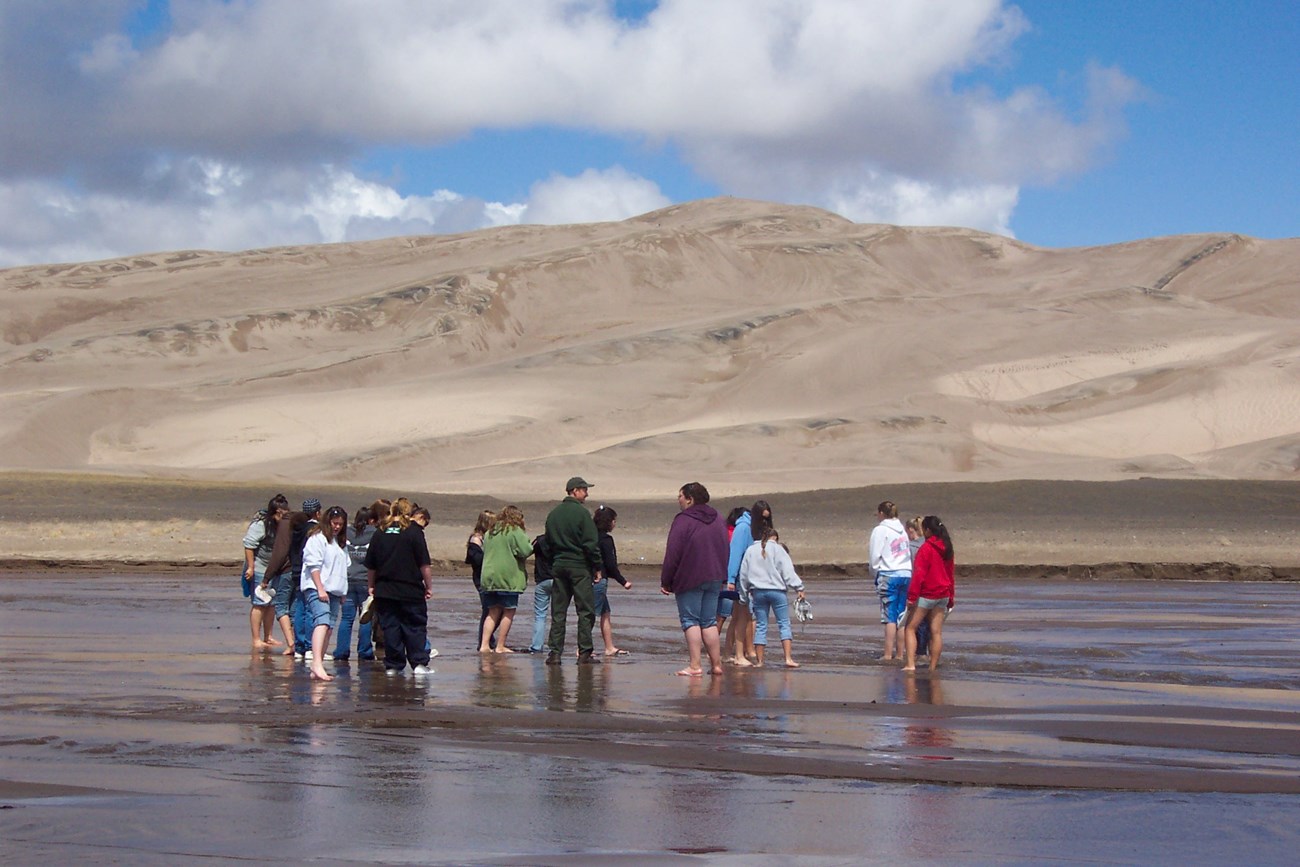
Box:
[0,160,672,267]
[521,168,671,226]
[0,0,1140,263]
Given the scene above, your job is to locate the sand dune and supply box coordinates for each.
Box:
[1,197,1297,497]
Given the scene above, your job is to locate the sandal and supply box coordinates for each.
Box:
[604,649,630,657]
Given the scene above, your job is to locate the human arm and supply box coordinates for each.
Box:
[599,535,630,588]
[262,516,293,584]
[422,564,433,600]
[302,535,328,597]
[659,516,686,593]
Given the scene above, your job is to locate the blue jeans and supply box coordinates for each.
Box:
[290,580,311,654]
[332,585,374,660]
[751,588,793,645]
[530,579,553,652]
[674,580,723,631]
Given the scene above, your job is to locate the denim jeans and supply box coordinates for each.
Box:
[301,587,343,631]
[332,584,374,660]
[750,588,793,645]
[530,579,553,652]
[290,580,311,654]
[674,580,723,631]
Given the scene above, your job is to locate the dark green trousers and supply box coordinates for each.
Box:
[548,565,595,654]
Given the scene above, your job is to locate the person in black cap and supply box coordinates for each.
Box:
[542,477,604,664]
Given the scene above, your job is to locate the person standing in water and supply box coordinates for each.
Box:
[660,482,728,677]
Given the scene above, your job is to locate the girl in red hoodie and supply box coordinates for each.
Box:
[903,516,955,673]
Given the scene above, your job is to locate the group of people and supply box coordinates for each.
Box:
[869,501,957,672]
[241,479,957,679]
[242,495,436,679]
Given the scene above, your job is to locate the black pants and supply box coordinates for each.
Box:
[375,597,429,670]
[548,565,595,655]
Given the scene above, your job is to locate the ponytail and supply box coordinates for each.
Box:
[921,515,954,561]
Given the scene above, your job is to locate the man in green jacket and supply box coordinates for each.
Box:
[544,476,604,664]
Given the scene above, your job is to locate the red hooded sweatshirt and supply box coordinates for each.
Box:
[907,536,954,608]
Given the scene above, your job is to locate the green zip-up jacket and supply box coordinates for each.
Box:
[479,525,533,593]
[544,496,601,575]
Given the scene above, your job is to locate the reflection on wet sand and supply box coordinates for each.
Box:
[1,575,1298,862]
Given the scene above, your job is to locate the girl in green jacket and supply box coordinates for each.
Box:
[479,505,534,653]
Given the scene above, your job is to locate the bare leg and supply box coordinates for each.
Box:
[782,638,799,668]
[677,625,705,676]
[600,612,617,654]
[883,621,898,661]
[730,605,751,664]
[479,607,502,652]
[261,607,282,645]
[744,615,757,661]
[309,624,333,680]
[278,614,295,655]
[723,614,738,659]
[902,604,920,671]
[928,608,947,671]
[701,624,723,675]
[754,643,766,667]
[494,609,516,652]
[249,606,266,649]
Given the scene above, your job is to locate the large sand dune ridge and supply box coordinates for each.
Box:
[2,197,1297,498]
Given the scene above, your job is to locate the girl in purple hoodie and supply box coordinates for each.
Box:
[659,482,729,677]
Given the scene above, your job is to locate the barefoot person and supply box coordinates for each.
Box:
[301,506,350,681]
[465,510,497,650]
[243,494,289,650]
[903,516,956,673]
[659,482,729,677]
[478,505,532,653]
[593,505,632,657]
[869,500,912,661]
[738,527,806,668]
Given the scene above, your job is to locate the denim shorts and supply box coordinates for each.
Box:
[593,579,610,616]
[481,590,520,609]
[303,588,343,630]
[674,580,723,631]
[270,570,294,617]
[715,590,735,620]
[880,570,912,624]
[249,565,273,608]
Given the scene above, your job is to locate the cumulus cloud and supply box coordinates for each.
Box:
[0,0,1140,264]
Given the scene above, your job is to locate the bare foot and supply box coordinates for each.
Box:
[710,665,724,675]
[280,647,295,656]
[731,657,753,667]
[495,646,515,654]
[310,668,333,681]
[675,667,704,677]
[784,660,801,668]
[264,637,285,647]
[901,665,916,672]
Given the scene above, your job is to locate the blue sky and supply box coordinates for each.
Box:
[0,0,1295,266]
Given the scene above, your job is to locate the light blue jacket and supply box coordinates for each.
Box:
[726,510,753,585]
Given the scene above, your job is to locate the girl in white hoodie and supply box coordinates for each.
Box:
[869,500,912,661]
[738,527,806,668]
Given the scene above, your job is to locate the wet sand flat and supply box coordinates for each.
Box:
[2,574,1299,863]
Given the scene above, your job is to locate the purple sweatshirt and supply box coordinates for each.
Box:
[660,504,729,594]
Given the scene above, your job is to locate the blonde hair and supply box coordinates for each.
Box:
[490,505,525,534]
[759,526,780,558]
[382,497,413,531]
[905,515,923,536]
[472,509,496,536]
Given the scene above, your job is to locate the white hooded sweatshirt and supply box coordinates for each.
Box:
[869,518,911,578]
